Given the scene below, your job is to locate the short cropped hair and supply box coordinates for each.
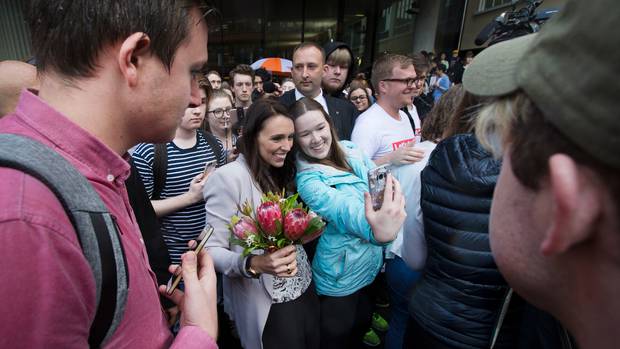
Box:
[370,54,414,92]
[26,0,214,78]
[292,42,325,63]
[229,64,255,84]
[411,53,431,75]
[476,91,620,207]
[326,48,352,67]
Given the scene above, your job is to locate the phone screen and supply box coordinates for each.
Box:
[368,165,391,211]
[202,161,217,178]
[166,225,214,295]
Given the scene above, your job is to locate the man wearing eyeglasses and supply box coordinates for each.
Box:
[351,53,428,349]
[352,54,425,166]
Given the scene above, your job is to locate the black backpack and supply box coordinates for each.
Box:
[0,134,128,348]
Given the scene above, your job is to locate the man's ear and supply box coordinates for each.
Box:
[540,154,601,255]
[117,33,152,87]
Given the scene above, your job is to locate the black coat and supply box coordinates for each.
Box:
[279,90,358,141]
[126,160,174,308]
[409,134,521,349]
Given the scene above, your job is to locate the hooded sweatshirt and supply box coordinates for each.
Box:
[323,41,356,99]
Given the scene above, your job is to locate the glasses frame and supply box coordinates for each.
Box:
[208,107,233,119]
[382,77,423,88]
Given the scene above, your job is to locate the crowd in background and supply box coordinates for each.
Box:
[0,1,618,349]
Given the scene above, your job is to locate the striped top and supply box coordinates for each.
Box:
[132,131,225,264]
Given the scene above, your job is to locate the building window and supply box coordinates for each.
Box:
[478,0,513,12]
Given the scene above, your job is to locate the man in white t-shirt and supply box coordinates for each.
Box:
[351,54,425,165]
[351,53,426,349]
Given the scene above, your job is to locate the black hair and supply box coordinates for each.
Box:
[26,0,216,78]
[237,99,296,193]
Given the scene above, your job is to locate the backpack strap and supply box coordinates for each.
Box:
[151,143,168,200]
[198,129,223,164]
[401,107,417,136]
[0,134,128,348]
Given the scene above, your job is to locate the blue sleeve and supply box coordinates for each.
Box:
[297,173,386,246]
[131,144,155,197]
[439,76,451,91]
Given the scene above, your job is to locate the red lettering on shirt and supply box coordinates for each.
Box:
[392,138,415,150]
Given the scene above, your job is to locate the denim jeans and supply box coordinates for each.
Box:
[385,256,421,349]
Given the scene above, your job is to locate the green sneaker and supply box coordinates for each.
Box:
[371,312,389,332]
[362,328,381,347]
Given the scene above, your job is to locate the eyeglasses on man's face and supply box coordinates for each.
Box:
[208,107,232,118]
[382,76,423,88]
[350,95,367,102]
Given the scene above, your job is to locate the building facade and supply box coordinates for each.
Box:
[1,0,564,76]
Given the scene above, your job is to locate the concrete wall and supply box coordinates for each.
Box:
[459,0,566,51]
[413,0,441,53]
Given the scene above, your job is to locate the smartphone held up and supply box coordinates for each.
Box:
[201,160,217,180]
[368,165,391,211]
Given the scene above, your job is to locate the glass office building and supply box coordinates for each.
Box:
[1,0,465,76]
[207,0,464,75]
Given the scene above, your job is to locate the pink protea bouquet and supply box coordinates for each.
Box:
[229,191,326,256]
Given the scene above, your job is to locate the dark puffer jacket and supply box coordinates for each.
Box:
[408,133,521,349]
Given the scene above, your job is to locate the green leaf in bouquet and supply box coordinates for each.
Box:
[242,246,257,257]
[240,200,255,217]
[275,219,283,235]
[276,238,290,248]
[304,216,326,235]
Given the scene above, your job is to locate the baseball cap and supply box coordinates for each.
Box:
[463,0,620,169]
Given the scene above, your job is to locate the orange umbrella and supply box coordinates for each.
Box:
[251,58,292,76]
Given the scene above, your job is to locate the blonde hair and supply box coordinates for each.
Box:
[326,48,352,67]
[371,54,413,94]
[475,92,529,158]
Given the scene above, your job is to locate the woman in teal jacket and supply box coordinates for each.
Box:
[291,98,406,349]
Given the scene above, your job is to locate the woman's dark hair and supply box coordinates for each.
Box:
[237,99,296,193]
[421,84,465,142]
[289,98,351,172]
[443,89,487,138]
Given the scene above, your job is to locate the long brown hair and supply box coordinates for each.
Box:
[236,99,296,194]
[443,88,487,138]
[421,84,465,142]
[289,98,351,172]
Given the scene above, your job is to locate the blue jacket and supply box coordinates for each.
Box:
[296,141,386,296]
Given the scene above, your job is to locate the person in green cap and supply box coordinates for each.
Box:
[463,0,620,348]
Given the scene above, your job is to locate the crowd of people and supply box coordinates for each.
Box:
[0,1,618,349]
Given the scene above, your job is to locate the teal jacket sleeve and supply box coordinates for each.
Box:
[297,172,386,246]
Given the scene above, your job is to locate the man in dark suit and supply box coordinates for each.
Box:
[280,42,358,141]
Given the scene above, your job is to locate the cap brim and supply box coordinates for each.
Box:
[463,34,537,97]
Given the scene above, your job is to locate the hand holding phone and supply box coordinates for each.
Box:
[364,173,406,243]
[166,225,214,295]
[368,165,391,211]
[201,161,217,180]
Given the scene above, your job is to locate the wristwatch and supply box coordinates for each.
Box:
[245,255,260,278]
